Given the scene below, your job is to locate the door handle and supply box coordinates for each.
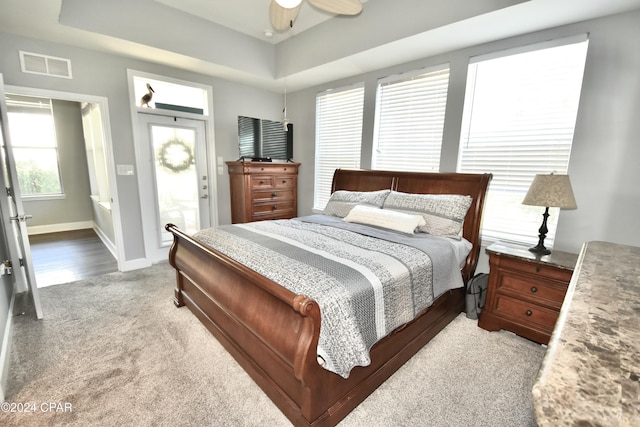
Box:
[201,194,208,199]
[10,214,33,222]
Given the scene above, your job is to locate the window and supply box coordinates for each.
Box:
[132,75,208,115]
[457,36,589,246]
[314,84,365,210]
[82,102,111,210]
[7,96,64,197]
[372,66,449,172]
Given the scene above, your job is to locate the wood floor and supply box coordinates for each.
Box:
[28,229,118,288]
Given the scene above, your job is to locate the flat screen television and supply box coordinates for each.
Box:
[238,115,293,161]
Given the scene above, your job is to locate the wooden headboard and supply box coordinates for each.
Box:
[331,169,492,283]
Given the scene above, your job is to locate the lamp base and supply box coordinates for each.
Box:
[530,206,552,256]
[529,244,551,256]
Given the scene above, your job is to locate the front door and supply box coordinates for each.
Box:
[0,74,42,319]
[137,114,210,262]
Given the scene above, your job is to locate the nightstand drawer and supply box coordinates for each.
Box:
[495,295,558,331]
[498,256,573,282]
[497,272,567,309]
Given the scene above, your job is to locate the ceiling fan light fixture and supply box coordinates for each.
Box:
[275,0,303,9]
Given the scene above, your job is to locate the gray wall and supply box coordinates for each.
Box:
[22,100,92,228]
[1,9,639,268]
[288,10,640,259]
[0,31,283,264]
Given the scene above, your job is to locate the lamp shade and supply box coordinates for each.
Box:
[275,0,303,8]
[522,174,577,209]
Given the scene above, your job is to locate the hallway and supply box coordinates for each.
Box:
[28,229,118,288]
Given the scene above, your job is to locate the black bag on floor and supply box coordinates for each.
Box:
[465,273,488,319]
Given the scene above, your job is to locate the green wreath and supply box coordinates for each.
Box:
[157,139,194,173]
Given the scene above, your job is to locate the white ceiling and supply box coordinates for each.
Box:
[1,0,639,92]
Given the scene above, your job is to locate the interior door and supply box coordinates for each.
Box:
[137,114,210,262]
[0,74,42,319]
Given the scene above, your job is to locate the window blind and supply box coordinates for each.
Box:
[372,67,449,172]
[314,84,365,210]
[457,38,589,246]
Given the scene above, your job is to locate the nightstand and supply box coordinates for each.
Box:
[478,242,578,344]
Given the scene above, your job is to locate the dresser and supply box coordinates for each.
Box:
[478,242,578,344]
[226,161,300,223]
[532,241,640,426]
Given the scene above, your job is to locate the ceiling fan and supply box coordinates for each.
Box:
[270,0,363,31]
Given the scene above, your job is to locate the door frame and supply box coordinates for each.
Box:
[127,69,218,264]
[136,114,210,262]
[6,85,126,272]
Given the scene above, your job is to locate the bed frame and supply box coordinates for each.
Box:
[166,169,491,426]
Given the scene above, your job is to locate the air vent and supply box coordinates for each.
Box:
[19,51,72,79]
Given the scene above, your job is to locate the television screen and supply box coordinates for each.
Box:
[238,116,293,161]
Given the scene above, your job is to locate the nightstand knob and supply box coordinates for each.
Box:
[272,192,278,197]
[536,267,541,273]
[526,310,533,316]
[272,205,277,210]
[531,287,538,293]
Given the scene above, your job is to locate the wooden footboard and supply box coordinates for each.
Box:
[167,169,491,426]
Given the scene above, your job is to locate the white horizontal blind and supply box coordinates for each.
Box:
[372,67,449,172]
[314,84,365,210]
[457,39,588,246]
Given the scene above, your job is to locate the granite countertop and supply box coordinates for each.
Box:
[532,241,640,426]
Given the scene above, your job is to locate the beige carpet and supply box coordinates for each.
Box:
[4,263,545,426]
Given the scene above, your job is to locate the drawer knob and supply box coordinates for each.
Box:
[259,180,264,184]
[531,287,538,293]
[282,180,286,184]
[526,310,532,316]
[272,192,278,197]
[284,167,287,171]
[536,267,541,273]
[261,167,264,171]
[272,205,277,210]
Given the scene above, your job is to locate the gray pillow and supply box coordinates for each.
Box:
[383,191,472,239]
[323,189,391,218]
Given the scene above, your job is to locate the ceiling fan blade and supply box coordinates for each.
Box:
[308,0,363,15]
[269,0,302,31]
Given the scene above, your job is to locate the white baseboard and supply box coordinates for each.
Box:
[93,226,117,259]
[0,288,16,403]
[120,258,153,272]
[27,221,94,236]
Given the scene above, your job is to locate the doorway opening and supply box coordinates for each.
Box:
[4,86,124,288]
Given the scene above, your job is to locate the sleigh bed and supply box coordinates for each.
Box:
[166,168,491,426]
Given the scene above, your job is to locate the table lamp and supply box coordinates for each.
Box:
[522,173,577,255]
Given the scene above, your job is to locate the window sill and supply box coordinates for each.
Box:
[22,194,66,202]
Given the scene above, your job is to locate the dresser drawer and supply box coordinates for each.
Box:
[498,256,573,282]
[494,295,558,331]
[251,190,294,204]
[251,176,275,189]
[251,201,295,215]
[247,164,297,175]
[497,271,567,309]
[274,176,295,188]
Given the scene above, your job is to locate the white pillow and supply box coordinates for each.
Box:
[343,205,426,234]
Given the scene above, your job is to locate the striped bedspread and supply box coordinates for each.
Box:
[193,214,465,378]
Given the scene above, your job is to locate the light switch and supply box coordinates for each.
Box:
[117,164,134,175]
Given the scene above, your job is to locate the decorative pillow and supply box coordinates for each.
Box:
[344,205,426,234]
[323,189,390,218]
[382,191,473,238]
